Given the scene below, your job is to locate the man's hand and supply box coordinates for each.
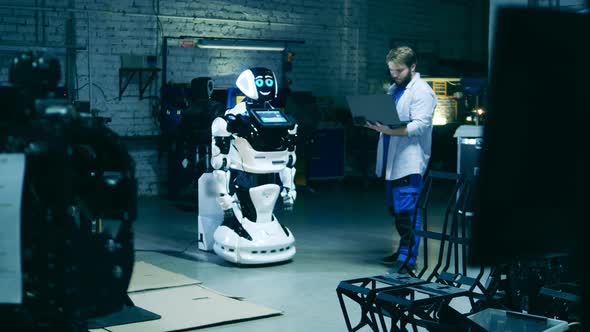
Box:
[365,121,388,132]
[217,193,234,210]
[365,121,407,136]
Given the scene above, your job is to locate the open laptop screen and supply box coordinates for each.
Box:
[346,94,408,127]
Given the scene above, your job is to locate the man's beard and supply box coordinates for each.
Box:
[397,72,412,87]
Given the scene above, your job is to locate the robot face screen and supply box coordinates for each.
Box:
[236,67,277,102]
[254,75,275,101]
[254,76,274,91]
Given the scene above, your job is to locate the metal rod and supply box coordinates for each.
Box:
[66,0,75,102]
[41,0,46,43]
[162,37,167,88]
[355,27,359,93]
[173,35,305,44]
[88,12,92,108]
[34,0,39,42]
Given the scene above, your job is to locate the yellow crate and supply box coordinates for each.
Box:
[423,77,461,97]
[432,81,447,95]
[433,96,458,125]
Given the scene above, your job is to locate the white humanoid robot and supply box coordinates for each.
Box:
[210,67,298,264]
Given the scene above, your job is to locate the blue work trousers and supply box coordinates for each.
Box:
[386,174,423,265]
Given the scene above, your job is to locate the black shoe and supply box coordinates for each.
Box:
[391,260,417,274]
[380,252,399,263]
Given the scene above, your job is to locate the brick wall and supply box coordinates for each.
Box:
[1,0,496,195]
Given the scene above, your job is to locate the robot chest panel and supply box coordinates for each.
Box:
[230,138,289,173]
[236,128,289,152]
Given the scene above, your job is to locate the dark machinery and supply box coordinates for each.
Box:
[0,52,139,331]
[160,77,225,202]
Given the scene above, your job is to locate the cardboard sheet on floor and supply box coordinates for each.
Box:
[87,304,161,329]
[128,261,201,292]
[103,284,282,331]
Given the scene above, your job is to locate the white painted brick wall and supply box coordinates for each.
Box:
[1,0,492,195]
[128,145,164,196]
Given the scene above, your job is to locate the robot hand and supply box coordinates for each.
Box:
[216,193,234,210]
[281,188,297,211]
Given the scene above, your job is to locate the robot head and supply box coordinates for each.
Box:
[190,77,214,101]
[235,67,277,103]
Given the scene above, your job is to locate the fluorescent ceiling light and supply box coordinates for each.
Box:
[197,39,285,51]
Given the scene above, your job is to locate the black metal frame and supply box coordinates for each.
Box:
[372,172,488,331]
[336,274,431,332]
[118,68,160,100]
[336,171,491,332]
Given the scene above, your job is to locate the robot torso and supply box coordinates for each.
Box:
[220,102,297,174]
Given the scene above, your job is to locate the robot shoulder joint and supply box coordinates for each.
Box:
[211,117,231,136]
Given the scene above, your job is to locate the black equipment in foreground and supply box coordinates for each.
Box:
[0,52,158,331]
[161,78,225,202]
[471,7,587,328]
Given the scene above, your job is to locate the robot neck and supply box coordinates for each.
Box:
[246,99,270,109]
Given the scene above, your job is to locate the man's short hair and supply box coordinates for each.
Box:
[386,46,417,68]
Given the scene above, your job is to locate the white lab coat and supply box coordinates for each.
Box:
[375,73,437,180]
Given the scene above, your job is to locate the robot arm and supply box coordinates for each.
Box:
[211,116,234,210]
[279,124,298,210]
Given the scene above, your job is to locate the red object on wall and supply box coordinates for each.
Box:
[180,40,194,48]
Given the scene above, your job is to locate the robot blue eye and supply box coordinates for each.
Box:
[265,79,274,87]
[255,79,264,87]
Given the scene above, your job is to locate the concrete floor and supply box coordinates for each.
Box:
[131,177,483,332]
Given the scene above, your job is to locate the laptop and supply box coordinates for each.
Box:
[346,94,409,128]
